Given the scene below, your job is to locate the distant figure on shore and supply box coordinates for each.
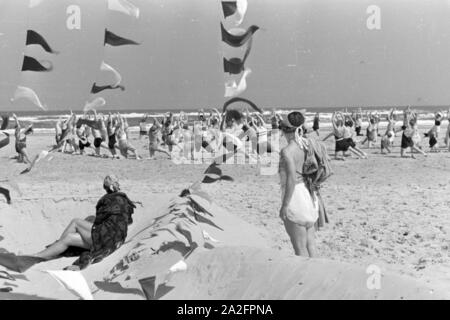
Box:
[12,113,33,164]
[312,112,320,136]
[323,112,349,160]
[360,112,377,148]
[400,107,427,158]
[139,114,149,140]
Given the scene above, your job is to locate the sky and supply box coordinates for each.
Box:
[2,0,450,111]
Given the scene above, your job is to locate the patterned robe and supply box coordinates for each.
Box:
[72,192,136,269]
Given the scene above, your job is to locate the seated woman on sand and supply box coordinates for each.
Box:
[32,175,136,270]
[278,111,318,257]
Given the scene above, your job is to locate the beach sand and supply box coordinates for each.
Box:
[0,130,449,299]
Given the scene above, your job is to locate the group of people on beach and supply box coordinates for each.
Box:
[2,105,450,267]
[4,105,448,169]
[323,107,450,160]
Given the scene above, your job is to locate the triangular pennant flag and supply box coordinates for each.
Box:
[108,0,140,18]
[235,0,248,26]
[0,186,11,204]
[221,23,258,47]
[11,86,47,111]
[225,68,251,97]
[1,115,9,130]
[100,61,122,87]
[91,83,125,94]
[204,162,222,176]
[138,276,156,300]
[46,270,94,300]
[221,1,237,18]
[223,35,253,74]
[26,30,58,54]
[223,57,245,74]
[104,29,140,46]
[202,230,220,243]
[168,260,187,273]
[83,97,106,113]
[0,132,10,150]
[22,56,53,72]
[0,253,45,272]
[202,175,219,184]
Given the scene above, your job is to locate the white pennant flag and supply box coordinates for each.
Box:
[169,260,188,273]
[202,230,220,243]
[100,61,122,87]
[224,68,251,97]
[108,0,140,19]
[235,0,248,26]
[46,270,94,300]
[11,86,47,111]
[83,97,106,113]
[29,0,44,8]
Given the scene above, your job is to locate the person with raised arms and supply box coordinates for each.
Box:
[148,117,171,159]
[323,111,349,160]
[360,112,377,148]
[116,113,141,159]
[400,107,427,158]
[12,113,33,164]
[139,113,149,140]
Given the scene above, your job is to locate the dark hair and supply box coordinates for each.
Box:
[287,111,305,127]
[280,111,305,132]
[225,109,243,122]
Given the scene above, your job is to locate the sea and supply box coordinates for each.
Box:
[1,105,447,134]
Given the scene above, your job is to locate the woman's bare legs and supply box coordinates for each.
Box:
[20,149,31,164]
[34,233,91,260]
[33,219,93,260]
[348,147,367,159]
[59,218,93,241]
[306,227,317,258]
[412,145,427,156]
[284,219,316,257]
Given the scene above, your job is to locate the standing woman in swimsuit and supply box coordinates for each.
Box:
[12,113,33,164]
[279,111,318,257]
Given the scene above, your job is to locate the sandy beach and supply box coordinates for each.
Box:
[1,128,449,299]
